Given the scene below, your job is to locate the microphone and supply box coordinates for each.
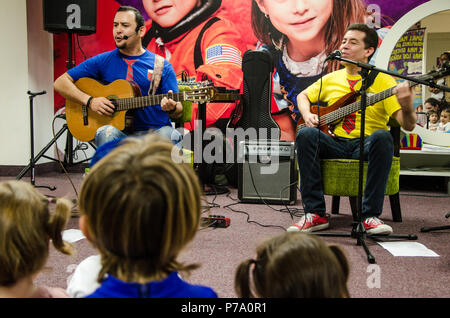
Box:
[324,50,342,62]
[122,33,135,40]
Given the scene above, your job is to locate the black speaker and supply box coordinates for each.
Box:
[43,0,97,34]
[236,50,280,139]
[238,140,297,205]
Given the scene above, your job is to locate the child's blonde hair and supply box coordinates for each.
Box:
[78,134,203,283]
[0,180,73,286]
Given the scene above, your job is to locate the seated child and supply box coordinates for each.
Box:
[0,180,74,298]
[234,232,349,298]
[438,108,450,132]
[76,133,217,298]
[427,110,439,131]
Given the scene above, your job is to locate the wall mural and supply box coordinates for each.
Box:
[53,0,431,129]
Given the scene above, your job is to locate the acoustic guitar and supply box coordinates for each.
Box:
[65,78,224,141]
[296,66,450,137]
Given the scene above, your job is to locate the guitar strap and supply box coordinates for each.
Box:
[355,70,379,93]
[149,54,165,95]
[341,70,379,134]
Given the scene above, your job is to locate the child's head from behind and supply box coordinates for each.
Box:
[143,0,202,28]
[78,134,202,282]
[0,181,73,288]
[428,110,439,124]
[235,232,349,298]
[440,108,449,125]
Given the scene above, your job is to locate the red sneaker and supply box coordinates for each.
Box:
[287,213,329,233]
[363,217,393,235]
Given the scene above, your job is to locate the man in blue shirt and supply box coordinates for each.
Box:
[54,5,182,146]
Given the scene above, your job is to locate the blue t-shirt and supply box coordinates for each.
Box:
[67,49,178,131]
[85,272,218,298]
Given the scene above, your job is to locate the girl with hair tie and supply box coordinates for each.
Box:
[234,232,350,298]
[0,181,74,298]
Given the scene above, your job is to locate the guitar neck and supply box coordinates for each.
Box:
[115,92,185,111]
[322,80,417,125]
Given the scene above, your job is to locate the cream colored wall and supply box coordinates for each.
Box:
[0,0,54,166]
[0,0,30,165]
[26,0,55,164]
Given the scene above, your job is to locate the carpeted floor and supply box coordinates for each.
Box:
[1,170,449,298]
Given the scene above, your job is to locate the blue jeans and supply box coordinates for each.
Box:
[94,125,183,148]
[296,127,394,219]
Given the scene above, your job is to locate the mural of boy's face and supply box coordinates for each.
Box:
[143,0,201,28]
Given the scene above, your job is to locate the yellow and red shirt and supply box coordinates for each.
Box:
[306,69,402,138]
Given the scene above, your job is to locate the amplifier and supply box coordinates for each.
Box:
[238,140,297,205]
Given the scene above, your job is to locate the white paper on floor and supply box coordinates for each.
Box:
[377,242,439,257]
[62,229,86,243]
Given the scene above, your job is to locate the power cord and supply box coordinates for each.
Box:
[247,159,303,217]
[223,201,288,231]
[400,192,450,198]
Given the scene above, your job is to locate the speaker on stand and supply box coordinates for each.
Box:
[43,0,97,35]
[43,0,97,167]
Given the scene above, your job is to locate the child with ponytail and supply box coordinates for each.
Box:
[234,232,350,298]
[0,180,74,298]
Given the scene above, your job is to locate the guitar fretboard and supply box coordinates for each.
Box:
[114,92,185,111]
[299,80,417,129]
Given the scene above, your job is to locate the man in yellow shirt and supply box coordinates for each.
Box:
[288,23,416,235]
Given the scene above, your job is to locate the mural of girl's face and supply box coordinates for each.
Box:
[255,0,333,45]
[142,0,201,28]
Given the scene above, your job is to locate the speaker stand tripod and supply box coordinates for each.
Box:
[310,58,423,264]
[17,33,96,187]
[420,212,450,232]
[59,32,96,167]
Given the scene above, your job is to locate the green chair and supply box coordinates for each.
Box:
[173,84,194,125]
[320,121,402,222]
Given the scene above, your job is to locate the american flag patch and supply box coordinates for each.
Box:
[206,44,242,66]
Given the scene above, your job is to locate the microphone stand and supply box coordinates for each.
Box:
[312,55,425,264]
[334,58,450,92]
